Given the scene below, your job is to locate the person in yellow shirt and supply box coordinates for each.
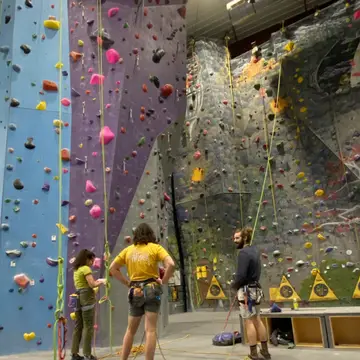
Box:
[110,223,175,360]
[70,249,107,360]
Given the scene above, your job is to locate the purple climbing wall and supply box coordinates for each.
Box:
[66,0,187,338]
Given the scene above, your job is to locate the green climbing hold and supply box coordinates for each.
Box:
[13,207,20,213]
[5,199,11,203]
[266,89,273,97]
[254,84,260,91]
[123,22,129,28]
[137,136,146,147]
[16,157,23,163]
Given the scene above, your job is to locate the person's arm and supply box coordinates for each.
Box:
[109,254,131,288]
[85,274,106,288]
[231,251,249,290]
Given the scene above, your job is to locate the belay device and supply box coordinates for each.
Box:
[212,331,242,346]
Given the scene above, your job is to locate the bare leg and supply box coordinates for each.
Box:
[253,316,271,358]
[121,316,142,360]
[246,319,258,358]
[144,312,158,360]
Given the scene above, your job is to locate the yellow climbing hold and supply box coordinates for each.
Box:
[297,171,305,179]
[277,258,283,263]
[53,119,64,127]
[55,62,63,69]
[36,101,47,111]
[302,178,308,183]
[300,106,307,113]
[53,176,59,181]
[315,180,321,184]
[311,262,317,267]
[70,312,76,320]
[23,332,36,341]
[317,233,326,241]
[284,41,295,52]
[270,97,288,114]
[78,40,84,47]
[315,189,325,197]
[85,199,93,206]
[304,242,312,249]
[56,223,68,234]
[297,76,304,83]
[311,268,319,276]
[44,19,60,30]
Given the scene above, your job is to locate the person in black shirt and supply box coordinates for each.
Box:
[232,227,271,360]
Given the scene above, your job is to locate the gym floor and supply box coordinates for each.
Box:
[3,311,360,359]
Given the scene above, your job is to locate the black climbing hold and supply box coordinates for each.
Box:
[150,75,160,88]
[62,70,68,76]
[13,179,24,190]
[10,98,20,107]
[61,200,69,206]
[0,45,10,54]
[12,64,21,73]
[87,19,95,26]
[268,114,275,121]
[266,89,273,97]
[254,84,260,91]
[152,48,165,63]
[71,88,81,97]
[276,142,285,155]
[24,137,35,150]
[5,16,11,24]
[20,44,31,54]
[42,183,50,192]
[25,0,33,8]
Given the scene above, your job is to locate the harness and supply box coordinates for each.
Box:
[128,278,161,304]
[68,288,95,312]
[239,281,264,313]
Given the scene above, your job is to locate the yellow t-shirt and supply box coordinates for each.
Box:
[73,265,92,290]
[115,243,170,281]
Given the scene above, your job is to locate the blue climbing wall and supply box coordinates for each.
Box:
[0,0,71,355]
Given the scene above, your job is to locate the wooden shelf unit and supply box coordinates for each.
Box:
[292,317,324,348]
[329,316,360,349]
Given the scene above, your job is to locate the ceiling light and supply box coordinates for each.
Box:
[226,0,247,11]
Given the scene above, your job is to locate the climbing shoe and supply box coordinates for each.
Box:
[84,356,97,360]
[260,349,271,359]
[71,354,84,360]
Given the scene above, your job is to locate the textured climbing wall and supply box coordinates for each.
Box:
[66,0,186,347]
[175,0,360,309]
[0,0,71,355]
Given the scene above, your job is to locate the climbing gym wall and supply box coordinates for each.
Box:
[175,0,360,309]
[0,0,71,355]
[0,0,186,357]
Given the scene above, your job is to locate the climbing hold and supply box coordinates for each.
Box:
[150,75,160,88]
[354,9,360,20]
[0,45,10,54]
[46,257,59,267]
[36,101,47,110]
[78,39,84,47]
[12,64,21,73]
[160,84,174,98]
[25,0,33,8]
[84,199,93,207]
[108,7,119,18]
[273,250,281,257]
[42,80,58,92]
[297,172,305,179]
[152,48,165,63]
[42,183,50,192]
[177,6,186,19]
[20,44,31,54]
[24,137,35,150]
[23,332,36,341]
[296,260,305,267]
[61,148,70,161]
[314,189,324,197]
[70,51,82,62]
[99,126,115,145]
[61,98,71,107]
[20,242,29,248]
[193,150,201,160]
[164,193,171,202]
[317,234,326,241]
[44,19,60,30]
[10,98,20,107]
[137,137,146,147]
[284,41,295,52]
[90,205,102,219]
[14,273,30,288]
[106,48,120,64]
[13,179,24,190]
[90,73,105,85]
[86,180,97,193]
[5,250,22,258]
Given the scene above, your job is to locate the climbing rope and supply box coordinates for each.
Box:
[53,0,66,357]
[250,56,283,245]
[96,0,113,354]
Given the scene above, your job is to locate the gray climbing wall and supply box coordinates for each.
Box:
[66,0,186,348]
[174,0,360,309]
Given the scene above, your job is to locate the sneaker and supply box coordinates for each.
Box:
[84,356,97,360]
[260,349,271,359]
[71,355,84,360]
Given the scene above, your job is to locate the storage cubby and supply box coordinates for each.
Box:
[292,317,324,348]
[267,317,294,345]
[330,316,360,348]
[244,317,269,344]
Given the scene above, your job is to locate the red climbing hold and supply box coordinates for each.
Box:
[177,6,186,19]
[193,150,201,160]
[42,80,58,92]
[140,114,145,121]
[142,84,148,93]
[147,23,153,29]
[354,10,360,20]
[120,127,126,134]
[144,7,148,16]
[222,100,228,105]
[164,193,170,202]
[160,84,174,98]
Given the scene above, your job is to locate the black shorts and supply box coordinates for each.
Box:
[128,283,162,317]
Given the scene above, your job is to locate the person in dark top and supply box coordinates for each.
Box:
[232,227,271,360]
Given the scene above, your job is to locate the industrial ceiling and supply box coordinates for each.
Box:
[186,0,335,43]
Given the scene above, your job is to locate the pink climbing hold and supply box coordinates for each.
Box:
[85,180,97,193]
[106,49,120,64]
[92,152,98,157]
[108,7,119,18]
[88,67,94,73]
[61,98,71,107]
[354,10,360,20]
[193,150,201,160]
[93,257,101,269]
[90,205,101,219]
[90,73,105,85]
[164,192,171,202]
[99,126,115,145]
[105,104,111,109]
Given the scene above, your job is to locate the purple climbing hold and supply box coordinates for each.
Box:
[61,200,69,206]
[39,276,44,283]
[42,183,50,192]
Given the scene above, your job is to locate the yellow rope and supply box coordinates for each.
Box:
[225,36,236,129]
[251,57,283,244]
[53,0,65,358]
[96,0,113,353]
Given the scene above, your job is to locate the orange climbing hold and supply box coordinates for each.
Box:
[109,207,116,214]
[69,51,82,62]
[69,215,76,222]
[61,148,70,161]
[142,84,148,92]
[42,80,58,92]
[140,114,145,121]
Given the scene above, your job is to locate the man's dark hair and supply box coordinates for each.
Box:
[133,223,157,245]
[235,227,253,245]
[73,249,96,270]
